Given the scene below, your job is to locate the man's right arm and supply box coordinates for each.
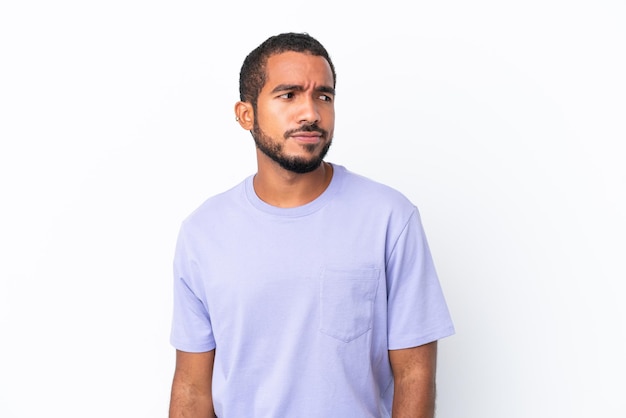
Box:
[169,349,216,418]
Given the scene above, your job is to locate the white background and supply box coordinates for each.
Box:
[1,1,624,417]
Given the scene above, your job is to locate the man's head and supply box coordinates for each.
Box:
[239,32,336,107]
[236,33,336,174]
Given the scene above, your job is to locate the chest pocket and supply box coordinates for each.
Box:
[319,267,380,343]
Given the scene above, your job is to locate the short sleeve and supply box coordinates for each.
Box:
[386,208,455,349]
[169,224,216,352]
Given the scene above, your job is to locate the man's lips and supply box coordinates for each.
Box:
[289,132,323,143]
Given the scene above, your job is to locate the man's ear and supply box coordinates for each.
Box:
[234,101,254,130]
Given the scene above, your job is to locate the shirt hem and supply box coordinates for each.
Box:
[388,326,456,350]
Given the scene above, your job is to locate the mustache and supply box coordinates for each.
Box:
[284,124,328,139]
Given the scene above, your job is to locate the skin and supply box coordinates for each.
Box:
[169,50,439,417]
[389,341,438,418]
[169,350,216,418]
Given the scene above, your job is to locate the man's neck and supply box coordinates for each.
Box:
[253,157,333,208]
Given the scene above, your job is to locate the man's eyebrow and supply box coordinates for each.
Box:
[270,84,336,95]
[271,84,304,94]
[317,85,336,95]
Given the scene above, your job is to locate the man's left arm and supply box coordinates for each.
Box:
[389,340,438,418]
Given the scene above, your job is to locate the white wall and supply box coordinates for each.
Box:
[1,1,624,416]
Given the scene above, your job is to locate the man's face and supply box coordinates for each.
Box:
[252,51,335,173]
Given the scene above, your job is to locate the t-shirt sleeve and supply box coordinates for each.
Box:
[386,208,455,350]
[169,224,216,353]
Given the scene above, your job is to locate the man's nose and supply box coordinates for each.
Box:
[297,96,321,125]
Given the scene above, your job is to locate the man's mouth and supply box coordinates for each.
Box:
[290,132,322,143]
[284,124,327,141]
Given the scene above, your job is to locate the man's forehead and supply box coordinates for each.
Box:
[264,51,333,87]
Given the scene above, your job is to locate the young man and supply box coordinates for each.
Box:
[169,32,454,418]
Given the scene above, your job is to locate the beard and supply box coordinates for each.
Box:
[251,120,332,174]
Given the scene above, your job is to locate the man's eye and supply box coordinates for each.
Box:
[319,95,333,102]
[279,92,294,99]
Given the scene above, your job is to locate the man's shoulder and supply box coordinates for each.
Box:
[336,165,417,210]
[181,176,250,226]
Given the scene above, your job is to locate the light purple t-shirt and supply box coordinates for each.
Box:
[171,164,454,417]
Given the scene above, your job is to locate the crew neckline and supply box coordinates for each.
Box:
[244,163,344,217]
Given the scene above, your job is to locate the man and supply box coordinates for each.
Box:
[169,32,454,418]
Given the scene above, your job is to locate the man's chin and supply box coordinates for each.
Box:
[277,157,324,174]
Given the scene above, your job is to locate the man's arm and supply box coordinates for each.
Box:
[169,349,216,418]
[389,341,438,418]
